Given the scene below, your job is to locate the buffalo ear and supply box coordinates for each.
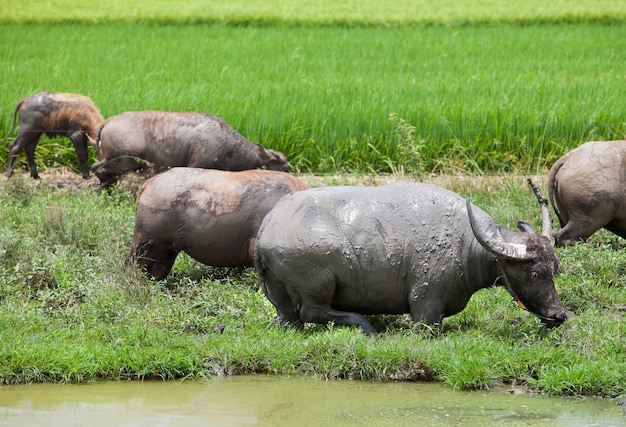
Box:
[516,220,537,234]
[267,149,282,161]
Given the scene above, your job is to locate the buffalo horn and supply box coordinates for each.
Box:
[526,178,555,246]
[86,133,97,147]
[466,199,534,261]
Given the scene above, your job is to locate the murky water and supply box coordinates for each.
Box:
[0,375,624,426]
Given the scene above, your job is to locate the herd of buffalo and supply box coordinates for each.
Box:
[3,91,626,334]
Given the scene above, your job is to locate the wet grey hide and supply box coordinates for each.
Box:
[4,92,104,179]
[254,182,568,335]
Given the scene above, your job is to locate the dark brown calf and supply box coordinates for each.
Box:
[4,92,104,179]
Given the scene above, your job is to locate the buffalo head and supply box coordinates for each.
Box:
[263,148,290,172]
[467,179,568,328]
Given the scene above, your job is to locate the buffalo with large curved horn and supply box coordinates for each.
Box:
[254,180,568,335]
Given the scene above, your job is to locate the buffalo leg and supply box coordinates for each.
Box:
[259,270,304,328]
[24,140,40,179]
[297,270,377,334]
[409,303,445,327]
[6,142,18,178]
[6,133,41,179]
[129,240,178,280]
[69,132,90,179]
[147,251,178,280]
[407,284,448,326]
[554,218,602,246]
[605,218,626,240]
[554,229,585,247]
[299,303,378,335]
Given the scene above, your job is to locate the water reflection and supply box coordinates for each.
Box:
[0,375,623,426]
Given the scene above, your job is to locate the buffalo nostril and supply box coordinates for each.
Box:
[556,311,568,322]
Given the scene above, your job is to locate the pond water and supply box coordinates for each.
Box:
[0,375,624,426]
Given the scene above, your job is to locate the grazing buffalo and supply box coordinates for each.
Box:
[91,111,290,188]
[254,180,568,335]
[3,92,104,179]
[548,140,626,247]
[128,168,308,279]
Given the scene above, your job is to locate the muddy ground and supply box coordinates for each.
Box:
[3,166,545,197]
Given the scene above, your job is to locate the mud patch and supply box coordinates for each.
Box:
[3,166,155,197]
[4,168,546,198]
[298,172,546,192]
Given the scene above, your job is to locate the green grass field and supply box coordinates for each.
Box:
[0,173,624,397]
[2,0,626,26]
[1,4,626,174]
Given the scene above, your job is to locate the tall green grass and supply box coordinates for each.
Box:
[2,0,626,26]
[1,24,625,174]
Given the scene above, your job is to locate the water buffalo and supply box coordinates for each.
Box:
[254,180,568,335]
[548,140,626,247]
[3,92,104,179]
[91,111,290,188]
[128,168,308,279]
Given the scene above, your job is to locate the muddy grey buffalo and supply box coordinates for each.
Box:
[548,140,626,247]
[91,111,290,188]
[128,168,308,279]
[254,181,568,335]
[3,92,104,179]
